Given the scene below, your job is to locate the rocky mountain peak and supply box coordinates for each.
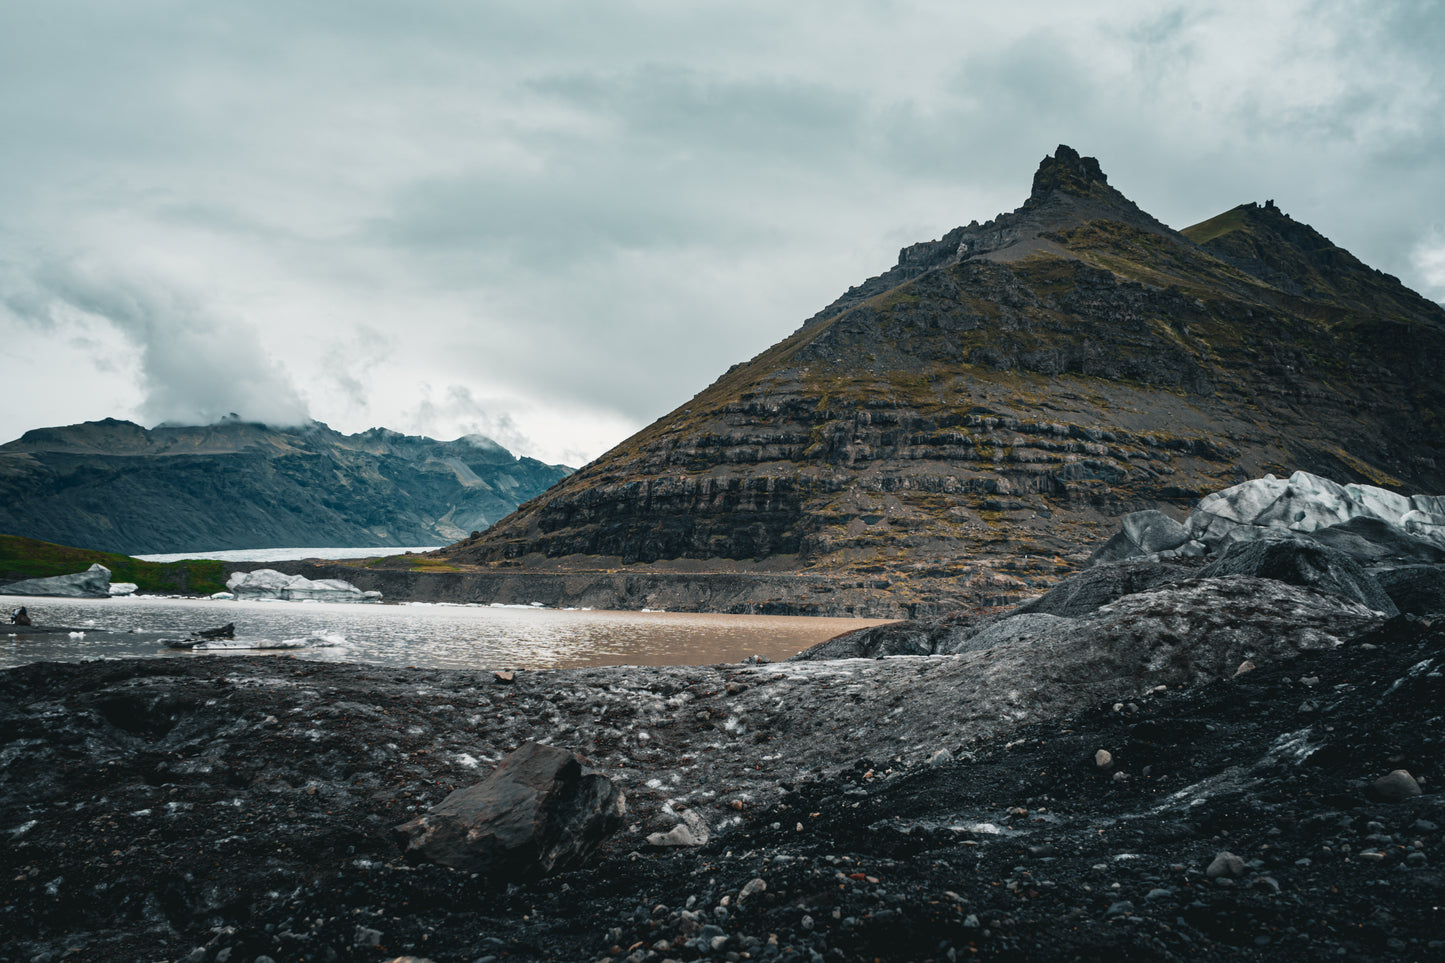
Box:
[1025,144,1109,205]
[443,148,1445,614]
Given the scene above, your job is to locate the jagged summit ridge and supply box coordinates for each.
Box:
[1025,144,1108,203]
[801,145,1172,330]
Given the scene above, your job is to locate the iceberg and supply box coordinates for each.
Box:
[225,569,382,603]
[2,563,113,598]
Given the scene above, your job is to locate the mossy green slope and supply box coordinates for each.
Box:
[0,535,227,595]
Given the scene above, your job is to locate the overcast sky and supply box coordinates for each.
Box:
[2,1,1442,466]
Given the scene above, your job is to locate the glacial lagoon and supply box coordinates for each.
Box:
[0,594,886,671]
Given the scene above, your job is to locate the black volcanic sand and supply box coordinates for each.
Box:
[2,620,1443,962]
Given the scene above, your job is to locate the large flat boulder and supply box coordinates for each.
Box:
[1371,565,1445,616]
[1017,556,1205,618]
[393,741,625,881]
[1,563,112,598]
[1198,537,1398,616]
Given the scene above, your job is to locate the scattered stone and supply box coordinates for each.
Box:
[494,670,516,684]
[646,808,710,848]
[738,878,767,902]
[1374,769,1423,801]
[393,741,625,880]
[926,748,953,767]
[1206,851,1246,879]
[1094,749,1113,769]
[1234,660,1257,677]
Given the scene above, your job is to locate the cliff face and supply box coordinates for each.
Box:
[440,146,1445,603]
[0,419,571,555]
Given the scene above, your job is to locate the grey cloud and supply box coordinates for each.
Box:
[20,259,311,428]
[2,0,1443,463]
[404,383,535,456]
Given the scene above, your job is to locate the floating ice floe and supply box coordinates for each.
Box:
[225,569,381,603]
[167,633,349,651]
[3,563,113,598]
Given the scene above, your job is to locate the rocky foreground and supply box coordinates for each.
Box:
[1,574,1442,961]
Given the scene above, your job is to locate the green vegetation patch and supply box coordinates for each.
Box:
[1181,206,1251,246]
[0,535,228,596]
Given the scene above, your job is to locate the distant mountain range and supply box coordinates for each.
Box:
[0,418,571,555]
[436,145,1445,610]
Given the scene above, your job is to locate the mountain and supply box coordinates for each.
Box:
[0,417,572,555]
[436,146,1445,609]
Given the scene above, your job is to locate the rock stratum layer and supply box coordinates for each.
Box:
[0,418,571,555]
[435,146,1445,610]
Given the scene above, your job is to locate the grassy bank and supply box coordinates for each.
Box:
[0,535,228,596]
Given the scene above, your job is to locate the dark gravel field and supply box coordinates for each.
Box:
[1,609,1441,962]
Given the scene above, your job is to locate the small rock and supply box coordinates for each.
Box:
[926,749,953,767]
[738,877,767,901]
[1112,771,1129,783]
[1094,749,1113,769]
[1234,660,1257,677]
[1206,851,1246,879]
[494,670,515,684]
[1374,770,1423,801]
[646,808,710,848]
[355,926,383,948]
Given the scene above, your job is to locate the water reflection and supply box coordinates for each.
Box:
[0,595,887,670]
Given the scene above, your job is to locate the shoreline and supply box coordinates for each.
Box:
[256,561,999,619]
